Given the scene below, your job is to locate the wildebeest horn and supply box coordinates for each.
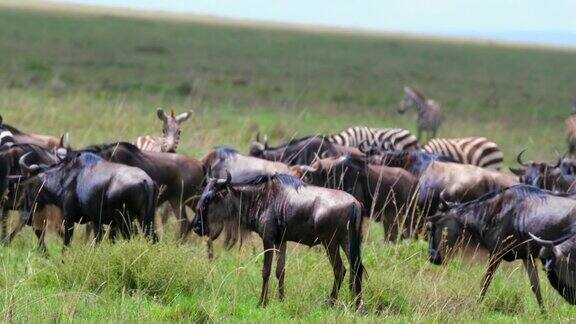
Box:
[516,148,531,167]
[439,190,450,210]
[529,232,575,248]
[426,214,443,223]
[553,149,566,168]
[19,152,40,173]
[256,132,260,142]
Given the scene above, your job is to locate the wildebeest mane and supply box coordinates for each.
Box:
[213,146,239,159]
[0,124,23,135]
[82,142,141,154]
[265,135,324,150]
[232,173,304,189]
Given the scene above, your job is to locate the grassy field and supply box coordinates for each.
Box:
[1,2,576,322]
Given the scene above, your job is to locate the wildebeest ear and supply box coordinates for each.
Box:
[156,108,167,122]
[55,147,68,161]
[175,111,193,123]
[0,115,3,125]
[509,168,525,176]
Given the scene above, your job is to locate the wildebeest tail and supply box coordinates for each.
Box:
[348,202,363,306]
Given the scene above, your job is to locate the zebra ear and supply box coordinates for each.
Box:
[175,111,193,123]
[156,108,167,122]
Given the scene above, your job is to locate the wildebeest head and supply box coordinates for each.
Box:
[249,132,268,158]
[426,202,464,265]
[510,149,563,190]
[156,108,192,152]
[192,170,232,236]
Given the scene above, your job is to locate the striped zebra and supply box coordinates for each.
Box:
[326,126,418,151]
[135,108,192,153]
[422,137,504,171]
[398,86,443,141]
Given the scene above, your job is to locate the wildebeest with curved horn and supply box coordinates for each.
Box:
[191,172,365,309]
[79,142,204,238]
[0,115,62,149]
[427,185,576,311]
[250,134,364,166]
[510,149,576,193]
[19,151,158,245]
[368,150,517,215]
[291,155,419,241]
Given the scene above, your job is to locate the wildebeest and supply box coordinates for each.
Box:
[291,155,419,241]
[191,173,365,308]
[80,142,204,238]
[19,152,158,245]
[0,115,62,149]
[135,108,193,153]
[0,143,65,251]
[250,134,364,166]
[368,150,517,215]
[510,149,576,193]
[427,185,576,310]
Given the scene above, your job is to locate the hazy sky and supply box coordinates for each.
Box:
[55,0,576,46]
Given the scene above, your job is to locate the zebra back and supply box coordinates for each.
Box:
[422,137,503,170]
[327,126,418,151]
[135,135,164,152]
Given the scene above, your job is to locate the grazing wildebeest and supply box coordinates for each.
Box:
[368,150,517,215]
[250,134,364,166]
[0,143,66,251]
[191,173,365,308]
[510,149,576,193]
[135,108,193,153]
[0,115,62,149]
[427,185,576,311]
[19,152,158,246]
[398,86,443,141]
[200,146,291,256]
[291,155,419,241]
[80,142,204,238]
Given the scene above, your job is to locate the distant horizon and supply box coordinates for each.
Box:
[49,0,576,48]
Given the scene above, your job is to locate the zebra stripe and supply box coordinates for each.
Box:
[135,135,164,152]
[422,137,503,170]
[326,126,418,151]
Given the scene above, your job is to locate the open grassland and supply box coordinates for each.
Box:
[1,3,576,322]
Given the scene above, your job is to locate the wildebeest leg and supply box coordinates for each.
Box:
[275,241,287,301]
[478,255,501,302]
[258,240,274,307]
[34,228,47,254]
[94,223,105,243]
[324,242,345,305]
[169,199,189,241]
[523,257,545,312]
[62,219,74,247]
[1,206,8,242]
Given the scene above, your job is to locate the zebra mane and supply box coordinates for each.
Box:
[406,87,427,102]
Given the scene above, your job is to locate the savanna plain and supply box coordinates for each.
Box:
[1,2,576,322]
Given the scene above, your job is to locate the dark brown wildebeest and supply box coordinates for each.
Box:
[368,150,517,215]
[250,134,364,166]
[80,142,204,238]
[291,155,419,241]
[191,173,365,309]
[200,146,291,257]
[0,143,66,251]
[0,115,61,149]
[510,149,576,193]
[427,185,576,311]
[19,152,158,246]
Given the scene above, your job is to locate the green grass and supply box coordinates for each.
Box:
[1,3,576,322]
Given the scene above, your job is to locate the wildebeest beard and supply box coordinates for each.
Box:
[202,175,299,248]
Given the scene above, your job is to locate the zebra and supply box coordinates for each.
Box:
[398,86,443,141]
[326,126,418,151]
[421,137,504,171]
[135,108,192,153]
[565,99,576,157]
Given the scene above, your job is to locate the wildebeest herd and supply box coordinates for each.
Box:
[2,89,576,311]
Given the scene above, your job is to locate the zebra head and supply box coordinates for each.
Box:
[399,86,420,114]
[156,108,193,152]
